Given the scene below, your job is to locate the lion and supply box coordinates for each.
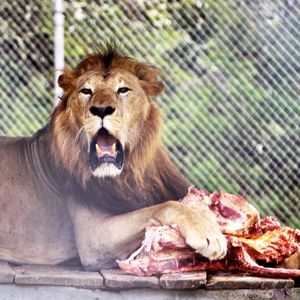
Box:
[0,45,227,271]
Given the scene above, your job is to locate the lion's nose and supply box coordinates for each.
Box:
[89,106,115,119]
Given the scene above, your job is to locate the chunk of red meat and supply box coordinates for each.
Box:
[117,187,300,278]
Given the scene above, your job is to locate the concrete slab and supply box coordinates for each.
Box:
[0,285,298,300]
[101,269,160,289]
[160,271,207,289]
[206,273,294,290]
[0,262,15,283]
[13,264,103,289]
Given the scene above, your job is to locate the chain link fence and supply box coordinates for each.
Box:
[1,0,299,227]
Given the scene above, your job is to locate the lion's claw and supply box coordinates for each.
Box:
[186,230,227,261]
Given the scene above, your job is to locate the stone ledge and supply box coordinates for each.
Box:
[0,263,297,292]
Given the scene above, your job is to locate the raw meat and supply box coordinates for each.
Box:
[117,187,300,278]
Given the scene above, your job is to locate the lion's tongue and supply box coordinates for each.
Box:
[96,134,116,158]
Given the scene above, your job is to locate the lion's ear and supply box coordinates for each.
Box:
[58,69,76,92]
[134,63,164,97]
[140,80,164,97]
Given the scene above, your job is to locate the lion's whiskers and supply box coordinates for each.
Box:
[84,119,100,137]
[75,125,86,143]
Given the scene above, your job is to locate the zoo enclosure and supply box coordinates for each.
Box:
[1,0,299,227]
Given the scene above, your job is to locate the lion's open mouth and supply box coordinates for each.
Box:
[89,128,124,171]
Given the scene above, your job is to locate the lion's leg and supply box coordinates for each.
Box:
[67,199,227,271]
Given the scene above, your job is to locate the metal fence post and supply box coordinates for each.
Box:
[54,0,64,106]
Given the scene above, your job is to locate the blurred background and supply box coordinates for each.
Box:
[0,0,299,227]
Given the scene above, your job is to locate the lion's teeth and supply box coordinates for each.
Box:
[96,144,103,157]
[110,143,116,156]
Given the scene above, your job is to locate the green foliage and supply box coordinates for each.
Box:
[0,1,54,134]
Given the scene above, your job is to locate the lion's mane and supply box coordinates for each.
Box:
[47,45,188,214]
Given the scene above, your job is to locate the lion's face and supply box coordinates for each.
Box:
[71,68,150,177]
[54,50,164,182]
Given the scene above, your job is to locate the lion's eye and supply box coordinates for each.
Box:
[117,87,131,95]
[80,88,92,95]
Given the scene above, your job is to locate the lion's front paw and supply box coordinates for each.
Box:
[157,201,228,260]
[175,205,228,260]
[185,228,227,261]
